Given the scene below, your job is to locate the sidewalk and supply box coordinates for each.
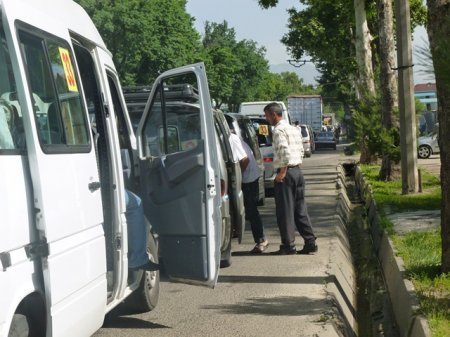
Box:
[248,161,359,337]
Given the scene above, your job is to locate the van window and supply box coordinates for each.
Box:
[0,22,23,152]
[143,75,202,156]
[18,30,89,152]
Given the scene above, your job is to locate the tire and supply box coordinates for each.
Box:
[124,232,160,312]
[220,225,232,268]
[418,145,432,159]
[8,314,29,337]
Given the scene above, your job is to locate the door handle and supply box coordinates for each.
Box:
[88,181,101,192]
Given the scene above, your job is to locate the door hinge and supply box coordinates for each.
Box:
[116,235,122,249]
[25,239,49,259]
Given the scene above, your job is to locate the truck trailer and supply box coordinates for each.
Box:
[287,95,323,131]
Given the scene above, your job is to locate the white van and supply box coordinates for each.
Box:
[239,101,291,123]
[0,1,222,336]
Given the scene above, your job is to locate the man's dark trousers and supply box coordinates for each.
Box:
[274,166,315,247]
[242,179,264,243]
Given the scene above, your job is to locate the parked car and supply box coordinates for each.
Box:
[123,86,244,268]
[314,131,337,150]
[224,113,265,205]
[300,124,315,157]
[249,117,276,195]
[418,131,440,159]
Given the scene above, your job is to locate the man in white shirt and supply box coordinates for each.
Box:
[229,130,268,253]
[264,102,317,255]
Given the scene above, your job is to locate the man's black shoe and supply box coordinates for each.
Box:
[131,260,159,272]
[271,245,297,255]
[297,243,318,255]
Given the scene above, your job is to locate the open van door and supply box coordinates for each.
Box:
[136,63,221,287]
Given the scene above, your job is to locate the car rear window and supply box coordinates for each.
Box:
[300,125,308,138]
[251,119,272,147]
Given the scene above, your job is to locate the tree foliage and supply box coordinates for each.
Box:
[351,96,400,163]
[75,0,201,85]
[75,1,314,108]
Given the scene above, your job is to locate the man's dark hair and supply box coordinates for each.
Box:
[263,102,282,116]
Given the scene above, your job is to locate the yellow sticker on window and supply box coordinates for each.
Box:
[59,47,78,92]
[258,124,269,136]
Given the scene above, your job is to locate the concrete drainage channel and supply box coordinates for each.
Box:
[333,162,430,337]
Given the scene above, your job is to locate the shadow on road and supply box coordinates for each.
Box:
[218,275,326,284]
[102,315,170,330]
[200,295,326,316]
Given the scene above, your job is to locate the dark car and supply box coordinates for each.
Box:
[314,131,337,150]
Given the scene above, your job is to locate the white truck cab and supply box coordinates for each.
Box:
[0,1,221,336]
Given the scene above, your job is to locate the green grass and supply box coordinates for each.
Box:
[392,231,450,337]
[360,165,441,213]
[359,165,449,336]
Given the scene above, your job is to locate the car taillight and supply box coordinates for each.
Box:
[263,157,273,163]
[220,179,226,197]
[303,140,310,144]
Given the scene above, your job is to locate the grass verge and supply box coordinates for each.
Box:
[360,165,449,337]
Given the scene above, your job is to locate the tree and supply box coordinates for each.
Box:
[280,0,357,102]
[354,0,376,98]
[76,0,201,85]
[227,39,270,111]
[198,19,272,111]
[377,0,399,180]
[252,71,315,103]
[201,21,240,109]
[426,0,450,272]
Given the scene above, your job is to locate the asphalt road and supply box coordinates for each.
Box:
[93,143,442,337]
[93,144,353,337]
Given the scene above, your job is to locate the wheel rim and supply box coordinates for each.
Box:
[146,249,157,288]
[418,146,431,158]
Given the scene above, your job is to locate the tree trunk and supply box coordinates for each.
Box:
[353,0,376,97]
[377,0,399,180]
[427,0,450,273]
[354,0,377,164]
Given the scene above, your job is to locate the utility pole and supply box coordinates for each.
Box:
[395,0,418,194]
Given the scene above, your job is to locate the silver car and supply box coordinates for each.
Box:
[300,124,315,157]
[418,132,440,159]
[250,117,275,195]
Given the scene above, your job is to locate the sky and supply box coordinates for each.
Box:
[186,0,434,85]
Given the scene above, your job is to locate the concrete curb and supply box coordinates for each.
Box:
[354,166,431,337]
[324,165,358,337]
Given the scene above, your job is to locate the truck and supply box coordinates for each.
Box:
[287,95,323,131]
[0,1,222,336]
